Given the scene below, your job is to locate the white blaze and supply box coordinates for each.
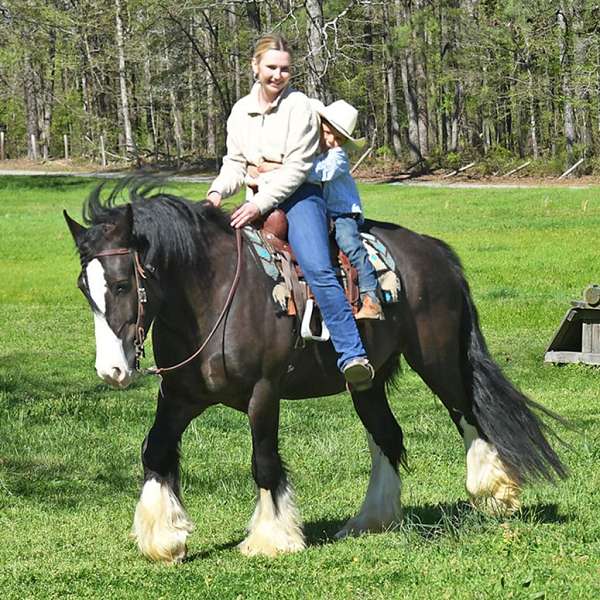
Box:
[86,259,132,386]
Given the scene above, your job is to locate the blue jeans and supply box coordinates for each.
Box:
[333,216,378,296]
[280,184,367,370]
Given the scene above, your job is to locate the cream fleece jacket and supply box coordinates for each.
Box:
[209,84,321,214]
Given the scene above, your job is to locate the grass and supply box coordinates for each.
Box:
[1,175,600,599]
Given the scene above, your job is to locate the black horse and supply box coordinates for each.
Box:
[64,181,566,563]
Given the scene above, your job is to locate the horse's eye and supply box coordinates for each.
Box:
[114,281,131,295]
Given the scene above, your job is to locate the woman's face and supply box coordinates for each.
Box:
[253,49,291,101]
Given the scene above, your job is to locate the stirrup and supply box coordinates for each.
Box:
[300,298,330,342]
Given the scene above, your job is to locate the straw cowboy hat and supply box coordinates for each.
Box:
[310,99,359,141]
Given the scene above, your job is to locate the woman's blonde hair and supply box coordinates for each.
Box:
[252,34,291,65]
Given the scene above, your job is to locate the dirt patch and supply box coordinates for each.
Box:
[352,161,600,187]
[2,158,599,188]
[0,158,123,173]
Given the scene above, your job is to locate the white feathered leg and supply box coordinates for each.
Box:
[461,418,521,515]
[336,432,402,538]
[238,481,306,557]
[132,478,194,563]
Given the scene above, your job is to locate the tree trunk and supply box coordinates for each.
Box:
[384,1,405,159]
[115,0,135,158]
[363,3,377,145]
[23,57,39,160]
[40,29,57,161]
[557,7,575,166]
[395,0,420,160]
[413,0,429,157]
[575,30,593,155]
[527,68,539,159]
[305,0,329,102]
[229,4,241,102]
[524,36,539,159]
[163,35,184,161]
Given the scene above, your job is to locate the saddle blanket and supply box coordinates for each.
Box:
[243,226,401,313]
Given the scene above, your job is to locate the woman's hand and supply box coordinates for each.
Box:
[230,202,261,229]
[206,191,222,207]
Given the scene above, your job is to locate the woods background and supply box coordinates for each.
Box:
[1,0,599,174]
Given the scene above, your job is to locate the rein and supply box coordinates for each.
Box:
[92,228,243,376]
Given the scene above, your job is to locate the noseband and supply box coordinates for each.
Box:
[91,228,243,376]
[92,247,148,370]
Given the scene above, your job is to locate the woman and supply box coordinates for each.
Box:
[206,34,373,390]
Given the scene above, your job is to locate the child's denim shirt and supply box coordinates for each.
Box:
[307,147,362,217]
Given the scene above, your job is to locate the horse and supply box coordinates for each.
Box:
[64,180,566,564]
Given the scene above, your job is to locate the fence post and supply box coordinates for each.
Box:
[0,131,4,160]
[100,135,107,167]
[64,134,69,160]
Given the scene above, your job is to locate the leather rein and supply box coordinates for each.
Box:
[92,228,243,376]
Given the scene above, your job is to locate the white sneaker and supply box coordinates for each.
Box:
[343,357,374,392]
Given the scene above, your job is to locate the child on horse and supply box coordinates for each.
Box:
[308,99,383,320]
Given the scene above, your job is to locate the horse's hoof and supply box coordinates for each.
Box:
[132,479,194,564]
[238,533,306,557]
[335,517,378,539]
[469,493,521,517]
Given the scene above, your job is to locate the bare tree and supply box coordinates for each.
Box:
[305,0,329,102]
[557,5,575,166]
[395,0,419,160]
[115,0,135,158]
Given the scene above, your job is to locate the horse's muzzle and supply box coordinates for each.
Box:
[97,365,136,389]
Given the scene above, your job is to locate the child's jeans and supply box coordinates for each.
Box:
[333,215,379,296]
[281,185,367,370]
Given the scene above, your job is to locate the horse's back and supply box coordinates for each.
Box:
[364,219,464,294]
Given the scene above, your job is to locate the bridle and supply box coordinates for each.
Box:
[91,228,243,376]
[92,247,148,370]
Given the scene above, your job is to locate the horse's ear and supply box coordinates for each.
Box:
[63,210,87,246]
[115,203,134,242]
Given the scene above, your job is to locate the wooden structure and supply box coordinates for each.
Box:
[545,284,600,365]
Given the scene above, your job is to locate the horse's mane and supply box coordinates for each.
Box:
[82,177,233,268]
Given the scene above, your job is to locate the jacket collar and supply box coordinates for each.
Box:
[247,83,293,115]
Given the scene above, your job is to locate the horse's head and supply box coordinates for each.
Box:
[64,204,155,388]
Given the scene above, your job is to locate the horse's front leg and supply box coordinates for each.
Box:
[239,378,306,557]
[132,389,197,564]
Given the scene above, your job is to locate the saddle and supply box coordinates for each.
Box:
[247,210,360,341]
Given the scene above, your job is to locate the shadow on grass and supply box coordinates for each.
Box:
[0,351,154,406]
[302,500,571,547]
[519,502,571,524]
[406,501,570,532]
[0,455,135,508]
[304,518,348,546]
[0,175,94,190]
[184,540,240,562]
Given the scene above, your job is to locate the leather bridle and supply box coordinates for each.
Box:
[92,247,148,370]
[91,228,243,376]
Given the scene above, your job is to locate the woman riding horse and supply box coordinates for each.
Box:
[206,34,374,391]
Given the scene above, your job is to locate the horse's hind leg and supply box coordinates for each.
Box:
[239,378,305,557]
[404,314,522,515]
[337,375,405,538]
[132,390,197,563]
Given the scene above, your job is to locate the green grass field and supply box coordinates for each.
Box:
[1,176,599,599]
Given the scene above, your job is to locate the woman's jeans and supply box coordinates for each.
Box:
[333,215,378,296]
[280,183,366,370]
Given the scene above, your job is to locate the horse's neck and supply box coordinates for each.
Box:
[161,228,237,321]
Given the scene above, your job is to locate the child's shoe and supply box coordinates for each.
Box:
[343,357,374,391]
[355,294,384,320]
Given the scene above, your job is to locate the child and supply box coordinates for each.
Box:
[307,99,383,320]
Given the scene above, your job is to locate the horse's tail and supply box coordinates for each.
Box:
[434,239,568,486]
